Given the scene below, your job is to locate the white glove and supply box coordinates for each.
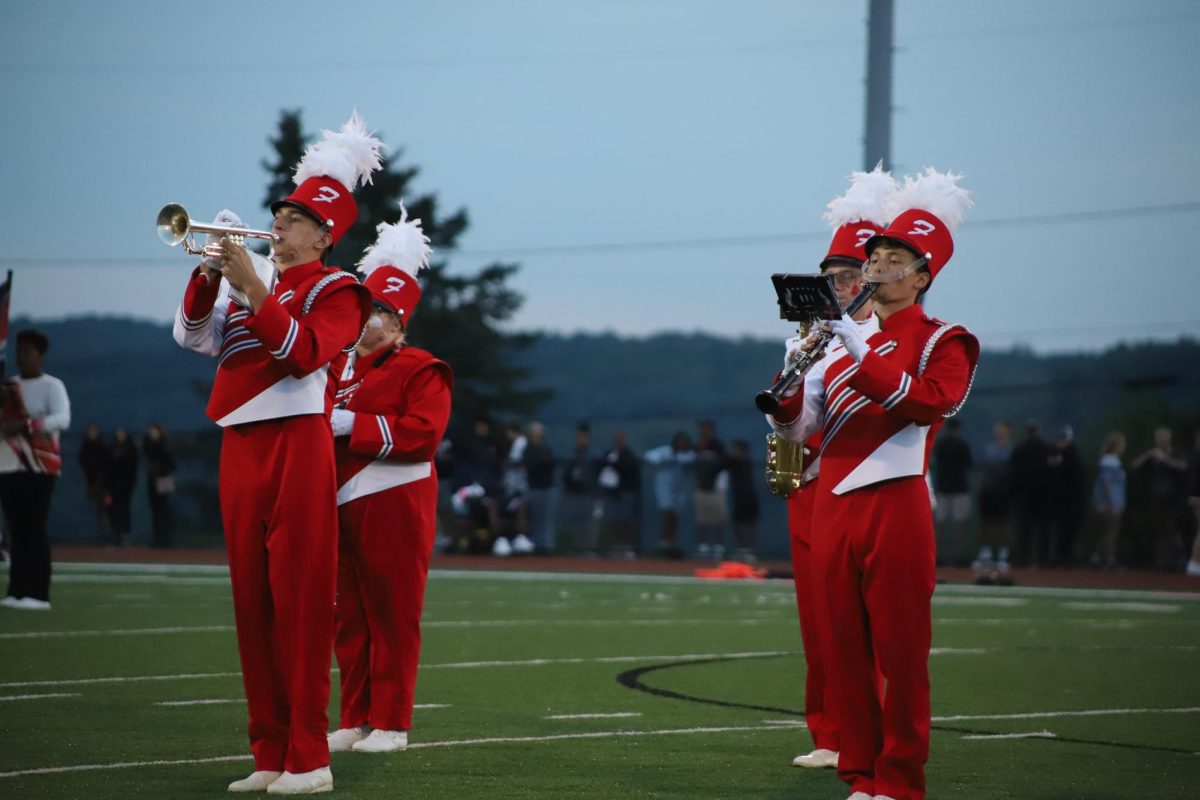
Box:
[330,408,355,437]
[783,335,803,371]
[204,209,247,270]
[827,315,870,362]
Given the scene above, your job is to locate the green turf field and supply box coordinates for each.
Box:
[1,563,1198,799]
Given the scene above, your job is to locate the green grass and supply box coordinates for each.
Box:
[1,564,1198,799]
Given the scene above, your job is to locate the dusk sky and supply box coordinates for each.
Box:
[3,0,1198,352]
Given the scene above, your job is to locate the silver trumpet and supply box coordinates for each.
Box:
[156,203,279,260]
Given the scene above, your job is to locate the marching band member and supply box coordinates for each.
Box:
[781,166,893,770]
[770,168,977,800]
[173,114,380,794]
[325,209,453,755]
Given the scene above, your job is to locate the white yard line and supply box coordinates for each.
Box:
[1061,601,1180,613]
[0,651,790,689]
[4,706,1196,779]
[961,730,1057,740]
[0,671,243,689]
[0,692,80,702]
[932,596,1028,607]
[0,625,235,640]
[933,706,1200,723]
[414,704,452,709]
[48,561,1200,601]
[546,712,641,720]
[156,699,239,707]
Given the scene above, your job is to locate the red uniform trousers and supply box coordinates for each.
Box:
[787,483,839,752]
[811,475,936,800]
[334,474,439,732]
[219,414,338,774]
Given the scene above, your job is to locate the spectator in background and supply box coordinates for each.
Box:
[79,422,112,543]
[932,418,973,566]
[596,431,640,559]
[972,420,1013,574]
[500,423,534,555]
[1090,431,1127,570]
[1011,420,1052,566]
[1187,428,1200,577]
[560,423,598,554]
[522,422,557,553]
[1046,425,1086,567]
[0,329,70,610]
[107,426,139,546]
[693,419,729,558]
[644,432,695,559]
[143,423,176,549]
[1132,426,1189,570]
[727,439,759,562]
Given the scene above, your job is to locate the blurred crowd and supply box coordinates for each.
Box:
[434,419,760,561]
[932,419,1200,575]
[77,422,177,548]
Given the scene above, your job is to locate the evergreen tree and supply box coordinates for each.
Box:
[259,109,549,429]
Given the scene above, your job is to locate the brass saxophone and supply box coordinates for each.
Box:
[764,320,810,498]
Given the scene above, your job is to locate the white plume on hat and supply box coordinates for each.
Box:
[823,162,897,228]
[293,110,385,190]
[357,203,432,278]
[887,167,974,232]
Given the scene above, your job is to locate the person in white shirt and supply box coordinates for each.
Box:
[0,329,70,610]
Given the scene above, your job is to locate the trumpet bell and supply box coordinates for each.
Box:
[157,203,191,247]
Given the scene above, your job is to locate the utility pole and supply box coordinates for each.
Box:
[863,0,894,171]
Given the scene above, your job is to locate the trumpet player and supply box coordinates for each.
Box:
[773,167,891,771]
[172,114,380,795]
[770,168,977,800]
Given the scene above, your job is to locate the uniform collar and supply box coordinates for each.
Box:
[276,259,324,288]
[877,303,924,332]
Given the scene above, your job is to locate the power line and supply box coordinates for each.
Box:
[4,200,1199,266]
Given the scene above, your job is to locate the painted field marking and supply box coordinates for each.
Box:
[0,625,235,641]
[2,706,1196,779]
[156,699,239,707]
[47,561,1200,602]
[52,574,230,586]
[546,712,641,720]
[0,671,243,689]
[415,704,452,709]
[1061,601,1180,613]
[933,706,1200,723]
[0,651,790,689]
[961,730,1057,740]
[762,719,807,726]
[932,596,1028,607]
[0,692,80,702]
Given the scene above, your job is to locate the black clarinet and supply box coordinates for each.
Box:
[754,283,878,414]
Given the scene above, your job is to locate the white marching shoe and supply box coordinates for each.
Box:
[351,728,408,753]
[792,748,839,768]
[492,536,513,557]
[266,767,333,795]
[326,725,369,752]
[846,793,872,800]
[227,770,282,792]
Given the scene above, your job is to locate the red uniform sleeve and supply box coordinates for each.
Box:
[180,267,221,326]
[848,330,979,425]
[348,365,452,462]
[243,283,368,378]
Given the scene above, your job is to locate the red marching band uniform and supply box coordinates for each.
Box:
[329,210,453,751]
[771,169,978,800]
[173,115,379,789]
